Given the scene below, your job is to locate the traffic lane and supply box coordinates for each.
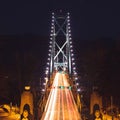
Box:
[41,72,81,120]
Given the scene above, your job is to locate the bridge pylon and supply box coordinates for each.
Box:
[47,12,73,75]
[42,11,81,100]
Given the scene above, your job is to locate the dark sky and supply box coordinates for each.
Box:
[0,0,120,39]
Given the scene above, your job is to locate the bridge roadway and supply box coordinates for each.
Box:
[41,72,82,120]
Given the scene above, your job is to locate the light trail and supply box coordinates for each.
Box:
[57,87,60,120]
[61,86,64,120]
[41,72,82,120]
[42,73,59,120]
[63,74,71,120]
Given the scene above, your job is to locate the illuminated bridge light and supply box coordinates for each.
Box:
[42,89,45,92]
[73,67,76,70]
[49,49,51,52]
[77,88,81,92]
[49,41,52,44]
[71,53,74,56]
[68,26,71,29]
[76,83,79,86]
[52,19,54,22]
[73,71,77,75]
[72,58,75,62]
[51,30,53,33]
[46,67,49,70]
[49,45,52,48]
[45,70,49,74]
[72,62,75,65]
[43,83,46,85]
[47,63,50,65]
[75,77,78,80]
[51,26,54,29]
[67,16,70,19]
[67,20,70,22]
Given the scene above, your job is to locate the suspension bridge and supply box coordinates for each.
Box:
[0,12,119,120]
[38,12,82,120]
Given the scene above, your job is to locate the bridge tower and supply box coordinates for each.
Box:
[42,12,80,93]
[47,12,74,75]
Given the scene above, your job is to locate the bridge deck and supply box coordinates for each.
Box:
[41,72,81,120]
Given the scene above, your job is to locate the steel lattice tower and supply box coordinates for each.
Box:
[44,12,79,87]
[48,12,73,75]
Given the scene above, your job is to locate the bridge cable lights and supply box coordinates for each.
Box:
[43,13,56,82]
[66,14,80,92]
[43,12,80,93]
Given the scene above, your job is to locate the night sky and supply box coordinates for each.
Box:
[0,0,120,39]
[0,0,120,105]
